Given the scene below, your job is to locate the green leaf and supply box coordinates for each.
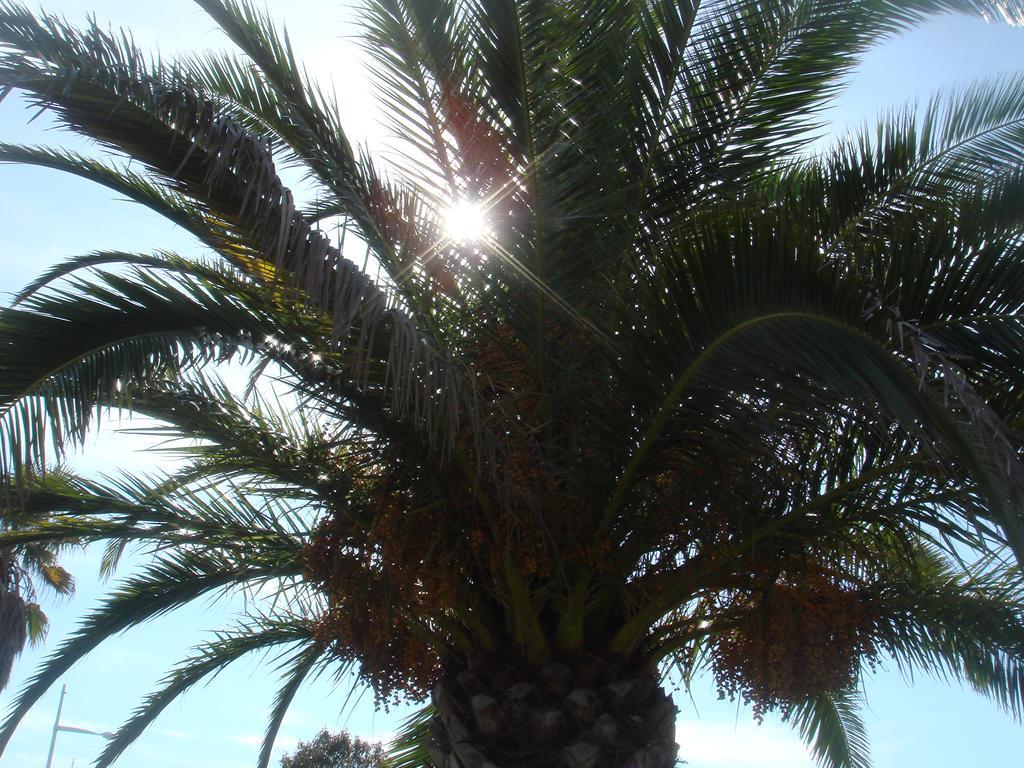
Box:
[94,619,318,768]
[788,688,871,768]
[0,551,295,752]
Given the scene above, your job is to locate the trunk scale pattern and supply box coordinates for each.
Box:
[426,655,679,768]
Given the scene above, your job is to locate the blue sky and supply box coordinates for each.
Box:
[1,3,1023,767]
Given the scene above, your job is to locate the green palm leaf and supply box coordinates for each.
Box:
[94,619,319,768]
[257,643,331,768]
[0,549,299,752]
[788,688,871,768]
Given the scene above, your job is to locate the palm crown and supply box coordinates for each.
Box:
[0,522,73,691]
[1,2,1024,767]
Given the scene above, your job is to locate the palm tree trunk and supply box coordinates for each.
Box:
[0,587,28,691]
[426,655,678,768]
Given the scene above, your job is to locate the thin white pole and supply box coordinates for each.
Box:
[44,684,67,768]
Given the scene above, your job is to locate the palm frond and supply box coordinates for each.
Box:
[385,705,436,768]
[787,688,871,768]
[95,618,318,768]
[654,1,1024,212]
[11,249,250,306]
[0,267,277,476]
[190,0,388,249]
[0,6,481,454]
[604,311,1016,545]
[361,0,460,195]
[0,144,239,259]
[124,375,358,498]
[258,643,329,768]
[0,548,298,751]
[873,553,1024,719]
[22,601,47,645]
[806,75,1024,261]
[0,468,310,557]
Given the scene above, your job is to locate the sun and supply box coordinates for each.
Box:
[442,199,489,243]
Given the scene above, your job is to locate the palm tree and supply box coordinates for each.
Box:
[0,485,74,691]
[1,1,1024,766]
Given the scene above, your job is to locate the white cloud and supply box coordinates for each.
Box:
[357,729,396,746]
[675,720,815,768]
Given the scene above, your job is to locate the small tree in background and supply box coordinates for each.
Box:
[280,730,385,768]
